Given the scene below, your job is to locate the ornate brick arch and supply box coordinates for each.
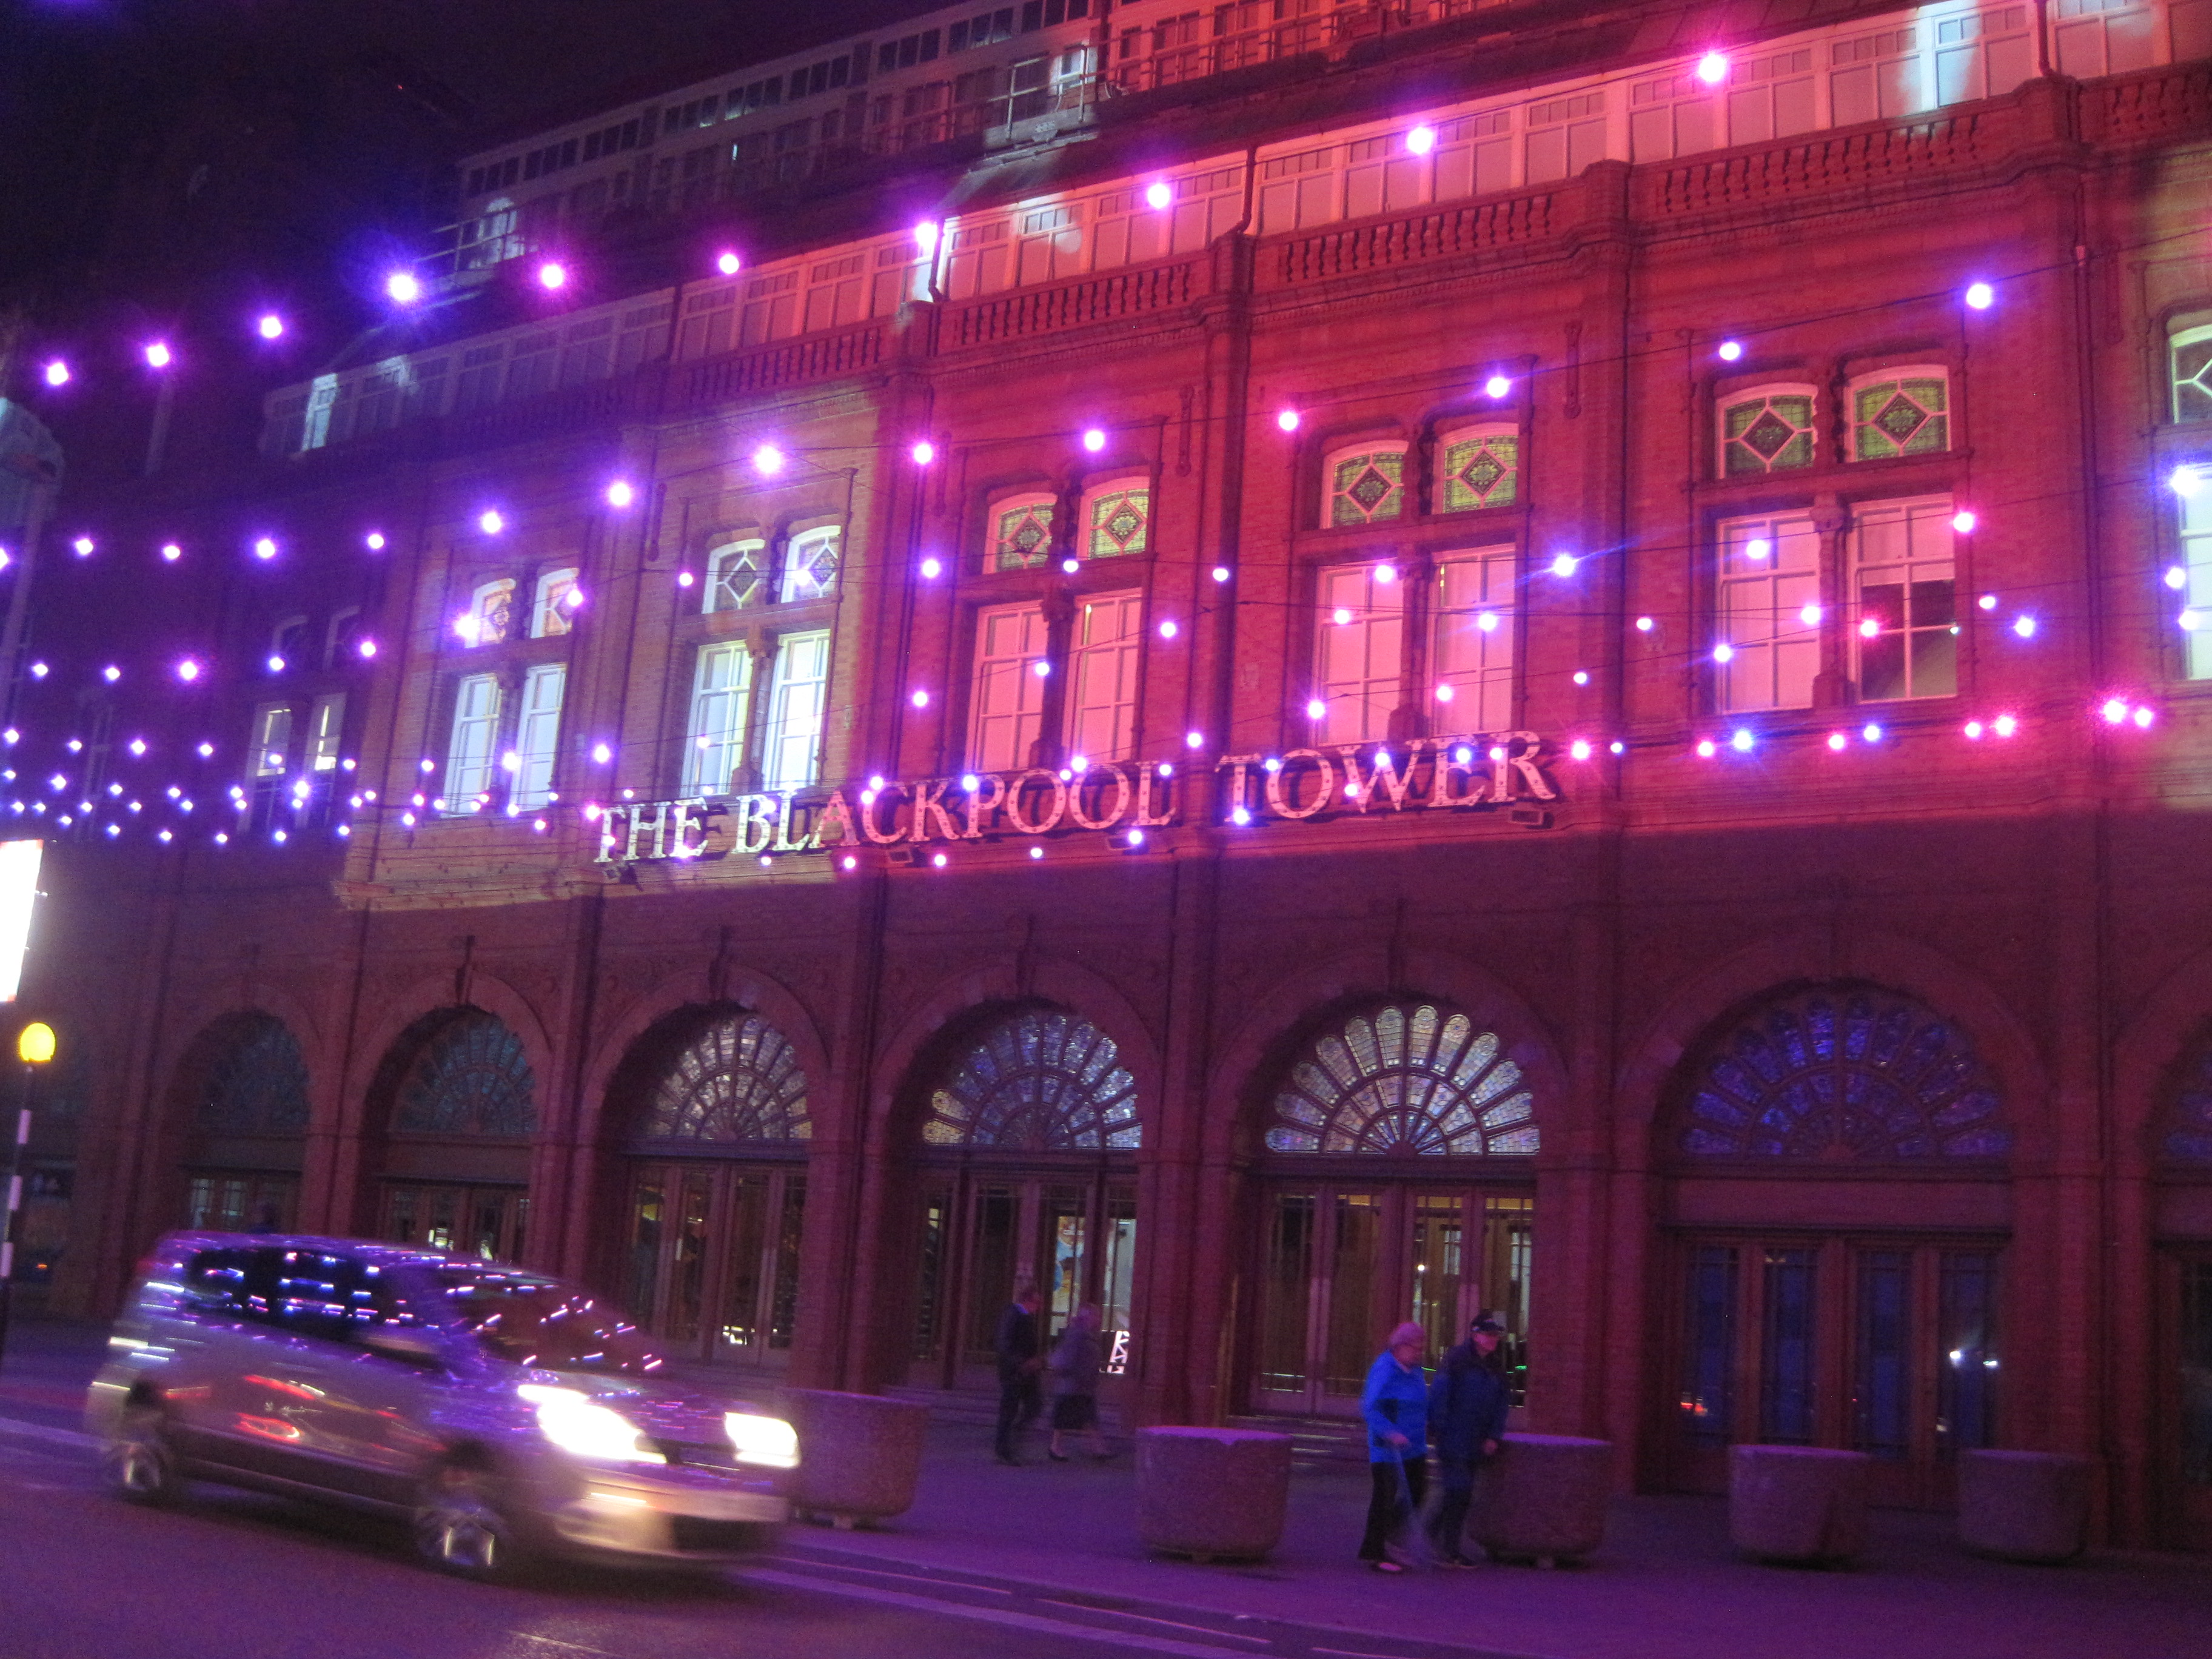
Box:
[1615,927,2047,1168]
[340,971,557,1140]
[1207,945,1567,1168]
[2112,943,2212,1174]
[578,964,831,1151]
[867,956,1162,1157]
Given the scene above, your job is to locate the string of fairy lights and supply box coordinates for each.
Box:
[10,83,2208,857]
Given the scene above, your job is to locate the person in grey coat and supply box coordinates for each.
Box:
[1426,1312,1511,1567]
[1047,1302,1108,1460]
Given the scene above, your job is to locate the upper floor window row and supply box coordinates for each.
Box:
[1325,423,1519,529]
[1718,369,1952,478]
[703,526,842,614]
[987,480,1150,574]
[458,567,580,646]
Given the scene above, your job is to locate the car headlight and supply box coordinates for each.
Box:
[518,1384,665,1464]
[725,1410,799,1470]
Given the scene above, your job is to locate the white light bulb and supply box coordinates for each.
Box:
[1406,124,1436,156]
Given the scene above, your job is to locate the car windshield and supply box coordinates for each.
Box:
[432,1265,666,1376]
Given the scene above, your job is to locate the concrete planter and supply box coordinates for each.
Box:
[784,1389,930,1530]
[1957,1450,2093,1563]
[1134,1427,1292,1563]
[1729,1446,1872,1566]
[1466,1433,1612,1567]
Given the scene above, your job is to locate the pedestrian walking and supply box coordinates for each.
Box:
[993,1282,1044,1465]
[1046,1302,1109,1461]
[1427,1312,1511,1567]
[1358,1320,1431,1572]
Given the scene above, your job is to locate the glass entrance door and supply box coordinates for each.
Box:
[625,1160,806,1369]
[908,1171,1136,1390]
[2163,1251,2212,1550]
[378,1181,526,1262]
[1252,1184,1532,1417]
[1668,1233,2000,1506]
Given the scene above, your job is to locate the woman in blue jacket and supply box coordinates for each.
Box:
[1358,1321,1430,1571]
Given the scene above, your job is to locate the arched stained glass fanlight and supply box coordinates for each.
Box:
[395,1011,537,1137]
[641,1012,809,1142]
[2163,1041,2212,1161]
[922,1010,1140,1151]
[1266,1005,1538,1156]
[195,1017,310,1135]
[1681,986,2008,1159]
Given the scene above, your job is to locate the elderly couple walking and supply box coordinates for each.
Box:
[1358,1313,1512,1572]
[994,1284,1111,1465]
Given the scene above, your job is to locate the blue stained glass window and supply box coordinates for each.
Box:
[1681,987,2009,1161]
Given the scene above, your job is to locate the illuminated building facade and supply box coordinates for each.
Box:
[27,0,2212,1548]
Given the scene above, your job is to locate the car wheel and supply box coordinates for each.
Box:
[105,1404,183,1506]
[414,1460,528,1582]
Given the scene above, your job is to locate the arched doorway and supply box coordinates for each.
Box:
[614,1007,810,1371]
[371,1009,535,1260]
[1245,1002,1539,1417]
[2155,1033,2212,1549]
[905,1005,1141,1392]
[1661,983,2011,1507]
[177,1014,309,1232]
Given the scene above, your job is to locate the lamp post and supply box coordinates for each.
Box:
[0,1020,53,1372]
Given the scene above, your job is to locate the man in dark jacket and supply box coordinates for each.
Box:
[1427,1312,1511,1566]
[993,1282,1044,1464]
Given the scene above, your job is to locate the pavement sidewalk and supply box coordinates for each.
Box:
[5,1317,2206,1659]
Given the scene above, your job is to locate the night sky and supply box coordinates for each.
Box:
[0,0,930,311]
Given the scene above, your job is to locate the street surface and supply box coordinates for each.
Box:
[0,1413,1510,1659]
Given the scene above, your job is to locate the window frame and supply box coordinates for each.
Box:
[1433,423,1521,514]
[531,566,581,638]
[1064,588,1144,763]
[1845,494,1959,704]
[1846,366,1951,464]
[1716,384,1820,478]
[985,491,1057,574]
[1430,547,1518,732]
[2172,321,2212,425]
[681,640,757,797]
[1312,558,1407,746]
[443,672,504,813]
[1714,511,1822,714]
[511,661,568,809]
[705,537,767,614]
[1079,477,1151,562]
[967,599,1050,773]
[1322,441,1409,529]
[760,629,831,793]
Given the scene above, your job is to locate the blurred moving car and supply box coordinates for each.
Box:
[85,1233,796,1579]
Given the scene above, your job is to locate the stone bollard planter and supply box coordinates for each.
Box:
[1957,1450,2093,1564]
[783,1389,930,1530]
[1134,1427,1292,1563]
[1466,1433,1612,1567]
[1729,1446,1872,1567]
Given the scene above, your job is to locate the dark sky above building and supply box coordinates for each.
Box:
[0,0,930,304]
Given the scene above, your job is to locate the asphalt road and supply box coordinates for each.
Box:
[0,1418,1498,1659]
[0,1422,1204,1659]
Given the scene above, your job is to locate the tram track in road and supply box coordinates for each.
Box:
[760,1544,1557,1659]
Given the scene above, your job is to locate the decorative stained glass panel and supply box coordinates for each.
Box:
[1721,393,1815,476]
[395,1011,537,1137]
[993,498,1056,572]
[2173,326,2212,423]
[1328,449,1405,527]
[1851,376,1949,461]
[922,1010,1140,1151]
[1439,431,1519,512]
[1086,487,1150,559]
[196,1017,311,1135]
[1680,986,2008,1159]
[642,1012,809,1142]
[1265,1005,1538,1155]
